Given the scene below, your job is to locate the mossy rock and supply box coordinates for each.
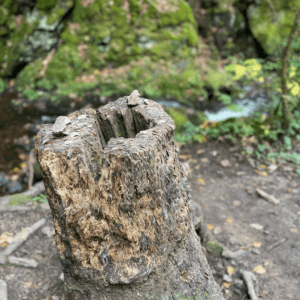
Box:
[0,0,201,105]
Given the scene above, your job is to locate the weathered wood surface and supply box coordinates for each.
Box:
[35,91,224,300]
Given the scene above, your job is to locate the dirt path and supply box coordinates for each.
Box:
[0,139,299,300]
[181,139,300,300]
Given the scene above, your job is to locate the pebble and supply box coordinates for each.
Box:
[233,200,241,207]
[251,248,260,255]
[220,159,231,167]
[200,157,210,163]
[223,274,232,283]
[41,226,53,238]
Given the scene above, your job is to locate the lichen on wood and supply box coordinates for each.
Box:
[35,90,224,300]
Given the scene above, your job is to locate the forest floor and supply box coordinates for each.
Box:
[0,138,299,300]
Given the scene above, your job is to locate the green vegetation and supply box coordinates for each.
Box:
[205,241,223,256]
[32,193,47,204]
[7,194,31,206]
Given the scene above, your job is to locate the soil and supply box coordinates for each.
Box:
[0,138,299,300]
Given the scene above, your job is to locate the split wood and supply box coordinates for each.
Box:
[0,218,46,262]
[256,188,280,205]
[242,271,258,300]
[266,237,287,252]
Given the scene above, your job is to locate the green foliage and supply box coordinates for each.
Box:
[33,193,47,204]
[8,194,31,206]
[205,241,223,255]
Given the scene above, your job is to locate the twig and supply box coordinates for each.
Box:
[0,279,7,300]
[256,188,279,205]
[0,256,38,268]
[28,148,36,190]
[266,237,287,252]
[242,271,258,300]
[0,218,46,257]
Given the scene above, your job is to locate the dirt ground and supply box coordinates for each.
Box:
[0,138,299,300]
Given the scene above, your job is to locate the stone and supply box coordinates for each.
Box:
[220,159,231,167]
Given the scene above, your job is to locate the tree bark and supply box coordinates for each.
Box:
[35,91,224,300]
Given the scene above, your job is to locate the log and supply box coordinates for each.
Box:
[35,91,224,300]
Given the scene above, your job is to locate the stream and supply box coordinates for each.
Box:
[0,86,269,196]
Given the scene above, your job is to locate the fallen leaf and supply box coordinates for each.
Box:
[197,187,203,191]
[290,228,298,233]
[258,290,267,297]
[250,223,264,231]
[253,265,266,274]
[264,260,269,266]
[227,266,235,275]
[254,169,260,173]
[252,242,262,248]
[197,178,206,185]
[260,164,266,169]
[223,282,231,288]
[233,200,241,206]
[207,224,214,230]
[226,218,233,223]
[287,188,292,192]
[241,246,248,250]
[260,171,268,176]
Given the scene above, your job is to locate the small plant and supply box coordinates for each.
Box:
[33,193,47,204]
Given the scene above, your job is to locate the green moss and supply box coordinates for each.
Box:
[61,27,80,44]
[0,6,8,25]
[8,194,32,206]
[16,57,43,88]
[205,241,223,255]
[36,0,57,11]
[46,45,89,82]
[167,108,190,129]
[182,22,198,46]
[160,0,196,27]
[110,38,125,53]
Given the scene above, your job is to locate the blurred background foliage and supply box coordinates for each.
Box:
[1,0,300,170]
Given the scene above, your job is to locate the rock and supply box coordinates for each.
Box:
[7,180,23,194]
[200,157,210,163]
[0,172,9,193]
[211,150,218,156]
[41,226,53,238]
[52,116,71,137]
[220,159,231,167]
[223,274,232,283]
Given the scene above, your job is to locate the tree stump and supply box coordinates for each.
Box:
[35,91,224,300]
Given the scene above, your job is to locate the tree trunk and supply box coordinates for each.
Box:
[35,91,224,300]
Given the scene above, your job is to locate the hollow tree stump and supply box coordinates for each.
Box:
[35,91,224,300]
